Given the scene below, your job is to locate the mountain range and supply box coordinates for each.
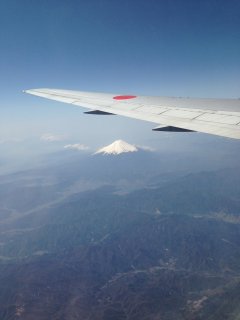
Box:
[0,140,240,319]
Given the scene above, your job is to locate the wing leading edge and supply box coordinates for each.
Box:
[24,88,240,140]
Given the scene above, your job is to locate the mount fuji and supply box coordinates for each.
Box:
[95,140,138,155]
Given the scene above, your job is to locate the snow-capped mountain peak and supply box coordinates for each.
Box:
[95,140,138,155]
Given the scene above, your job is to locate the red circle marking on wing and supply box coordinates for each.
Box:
[113,95,137,100]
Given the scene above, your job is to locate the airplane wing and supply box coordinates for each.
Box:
[24,88,240,140]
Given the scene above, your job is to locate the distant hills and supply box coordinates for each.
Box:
[0,146,240,319]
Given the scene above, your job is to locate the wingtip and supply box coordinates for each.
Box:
[23,89,37,94]
[23,89,31,94]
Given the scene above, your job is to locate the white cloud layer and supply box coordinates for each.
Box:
[64,144,89,151]
[40,133,66,142]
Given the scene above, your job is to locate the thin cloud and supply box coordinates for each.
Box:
[137,145,155,152]
[64,143,89,151]
[40,133,66,142]
[0,138,22,144]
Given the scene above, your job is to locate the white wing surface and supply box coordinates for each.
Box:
[24,88,240,140]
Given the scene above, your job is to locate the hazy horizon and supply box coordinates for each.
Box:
[1,0,240,175]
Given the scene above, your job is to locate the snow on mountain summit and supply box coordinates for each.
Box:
[95,140,138,155]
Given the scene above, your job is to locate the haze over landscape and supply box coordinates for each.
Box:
[0,0,240,319]
[1,143,240,319]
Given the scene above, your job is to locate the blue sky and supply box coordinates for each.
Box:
[0,0,240,172]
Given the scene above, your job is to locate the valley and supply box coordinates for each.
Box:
[0,144,240,319]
